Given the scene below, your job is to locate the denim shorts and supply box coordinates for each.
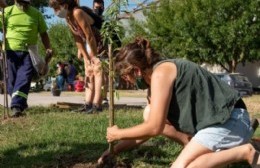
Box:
[193,108,253,151]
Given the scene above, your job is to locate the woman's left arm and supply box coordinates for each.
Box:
[73,9,97,59]
[107,63,177,142]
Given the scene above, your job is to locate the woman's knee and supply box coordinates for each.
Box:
[93,63,103,75]
[143,105,150,121]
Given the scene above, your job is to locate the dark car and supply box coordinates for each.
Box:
[215,73,253,96]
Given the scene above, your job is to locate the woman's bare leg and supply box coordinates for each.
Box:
[92,58,103,106]
[171,140,259,168]
[85,76,94,104]
[84,59,94,104]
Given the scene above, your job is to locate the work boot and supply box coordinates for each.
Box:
[85,105,103,114]
[102,98,109,105]
[11,107,25,118]
[251,118,259,133]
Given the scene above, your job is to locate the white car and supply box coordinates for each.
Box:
[43,77,56,91]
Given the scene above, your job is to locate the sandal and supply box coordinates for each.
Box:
[251,140,260,168]
[251,151,260,168]
[251,118,259,133]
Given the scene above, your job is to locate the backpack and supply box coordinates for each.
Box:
[80,6,104,30]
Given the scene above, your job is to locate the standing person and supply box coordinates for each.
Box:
[49,0,103,113]
[92,0,108,105]
[92,0,122,104]
[0,0,52,117]
[0,0,7,96]
[56,61,67,90]
[93,0,104,16]
[66,58,77,91]
[98,38,260,167]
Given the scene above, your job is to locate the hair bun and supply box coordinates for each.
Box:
[135,38,150,50]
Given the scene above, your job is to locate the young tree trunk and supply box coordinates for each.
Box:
[108,44,115,153]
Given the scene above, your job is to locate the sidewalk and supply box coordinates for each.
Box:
[0,91,147,108]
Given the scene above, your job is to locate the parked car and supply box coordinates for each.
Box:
[43,77,56,91]
[214,73,253,96]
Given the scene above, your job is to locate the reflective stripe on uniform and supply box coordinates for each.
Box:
[12,91,28,99]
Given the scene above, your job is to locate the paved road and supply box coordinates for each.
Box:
[0,91,147,108]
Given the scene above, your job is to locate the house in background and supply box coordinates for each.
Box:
[201,62,260,89]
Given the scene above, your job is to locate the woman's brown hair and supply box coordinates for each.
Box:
[49,0,79,11]
[115,37,161,76]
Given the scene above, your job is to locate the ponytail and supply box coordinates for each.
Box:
[115,37,161,75]
[49,0,79,10]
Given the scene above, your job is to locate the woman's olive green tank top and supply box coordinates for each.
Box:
[153,59,240,134]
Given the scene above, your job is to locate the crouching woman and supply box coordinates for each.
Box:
[99,37,260,168]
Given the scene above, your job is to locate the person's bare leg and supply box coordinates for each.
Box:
[93,59,103,106]
[84,59,94,104]
[186,143,260,168]
[171,139,260,168]
[171,139,213,168]
[98,104,191,165]
[85,75,94,104]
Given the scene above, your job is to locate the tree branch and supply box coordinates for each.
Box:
[118,0,160,20]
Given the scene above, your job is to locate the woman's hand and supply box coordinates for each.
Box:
[106,125,120,143]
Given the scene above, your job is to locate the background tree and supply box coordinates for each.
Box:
[39,22,82,77]
[127,0,260,72]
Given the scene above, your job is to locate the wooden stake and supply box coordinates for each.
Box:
[1,8,9,119]
[108,44,115,153]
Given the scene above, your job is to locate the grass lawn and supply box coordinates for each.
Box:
[0,94,259,168]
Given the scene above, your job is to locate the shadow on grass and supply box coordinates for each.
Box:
[0,141,172,168]
[0,134,252,168]
[0,141,107,168]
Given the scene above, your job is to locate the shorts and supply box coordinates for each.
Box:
[193,108,253,151]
